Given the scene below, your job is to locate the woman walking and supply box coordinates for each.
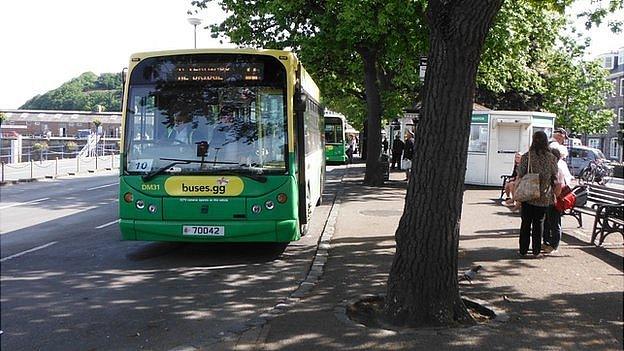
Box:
[517,131,558,257]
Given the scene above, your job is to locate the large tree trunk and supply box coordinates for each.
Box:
[383,0,503,327]
[360,48,384,186]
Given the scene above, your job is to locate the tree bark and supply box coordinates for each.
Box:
[359,47,384,186]
[383,0,503,327]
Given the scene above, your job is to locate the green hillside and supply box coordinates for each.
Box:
[20,72,122,112]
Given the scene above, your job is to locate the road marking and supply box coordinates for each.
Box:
[0,197,50,210]
[0,241,58,263]
[95,219,120,229]
[87,183,118,191]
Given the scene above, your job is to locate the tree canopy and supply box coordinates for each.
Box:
[20,72,122,112]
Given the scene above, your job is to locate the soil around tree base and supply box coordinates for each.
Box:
[345,294,504,332]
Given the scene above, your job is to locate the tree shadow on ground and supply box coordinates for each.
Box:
[259,233,623,350]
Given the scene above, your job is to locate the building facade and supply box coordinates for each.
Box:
[588,47,624,162]
[0,109,121,138]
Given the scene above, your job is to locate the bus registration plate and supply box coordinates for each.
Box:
[182,226,225,236]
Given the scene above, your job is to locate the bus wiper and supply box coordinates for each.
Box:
[141,157,236,182]
[142,159,192,181]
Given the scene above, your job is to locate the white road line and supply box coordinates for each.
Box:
[95,219,120,229]
[87,183,118,191]
[0,241,58,263]
[0,197,50,210]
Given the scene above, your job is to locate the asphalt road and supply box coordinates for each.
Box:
[0,165,345,351]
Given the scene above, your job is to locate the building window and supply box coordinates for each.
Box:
[620,78,624,96]
[619,48,624,67]
[610,138,621,159]
[603,55,614,69]
[613,80,618,97]
[619,107,624,124]
[588,138,601,149]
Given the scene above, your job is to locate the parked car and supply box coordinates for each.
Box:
[566,145,607,176]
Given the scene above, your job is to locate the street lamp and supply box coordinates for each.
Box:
[188,18,202,49]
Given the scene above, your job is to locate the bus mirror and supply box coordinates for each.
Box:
[295,93,307,112]
[196,141,209,157]
[121,68,128,101]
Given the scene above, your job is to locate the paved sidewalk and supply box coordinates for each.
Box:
[235,161,623,350]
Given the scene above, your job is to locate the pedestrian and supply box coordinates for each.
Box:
[549,127,568,150]
[516,131,558,257]
[542,147,573,253]
[390,134,404,170]
[403,131,415,181]
[346,135,356,164]
[382,137,389,155]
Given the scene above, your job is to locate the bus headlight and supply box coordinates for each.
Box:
[277,193,288,204]
[251,204,262,214]
[265,200,275,210]
[124,192,133,203]
[136,200,145,209]
[148,204,157,213]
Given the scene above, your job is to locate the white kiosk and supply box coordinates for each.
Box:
[465,110,555,186]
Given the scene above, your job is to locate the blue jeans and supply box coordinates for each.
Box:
[520,202,547,255]
[543,205,561,249]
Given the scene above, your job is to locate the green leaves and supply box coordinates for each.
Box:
[543,48,614,134]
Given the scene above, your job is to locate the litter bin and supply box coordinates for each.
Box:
[379,154,390,181]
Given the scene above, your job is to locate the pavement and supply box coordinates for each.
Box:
[221,159,623,351]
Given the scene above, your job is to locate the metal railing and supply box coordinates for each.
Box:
[1,154,120,183]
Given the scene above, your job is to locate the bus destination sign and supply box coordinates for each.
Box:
[174,63,264,82]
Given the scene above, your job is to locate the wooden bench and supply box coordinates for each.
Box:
[563,184,624,246]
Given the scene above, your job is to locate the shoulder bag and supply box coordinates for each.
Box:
[514,152,541,202]
[555,185,576,212]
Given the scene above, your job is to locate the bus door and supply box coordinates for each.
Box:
[295,68,309,226]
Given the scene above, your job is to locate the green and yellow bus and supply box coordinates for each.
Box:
[119,49,324,242]
[324,112,347,164]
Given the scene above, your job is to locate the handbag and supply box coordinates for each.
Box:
[402,159,412,170]
[554,185,576,212]
[514,152,541,202]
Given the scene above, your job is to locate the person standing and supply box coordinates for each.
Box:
[346,135,356,164]
[549,127,568,149]
[382,137,389,155]
[542,147,574,253]
[390,134,404,170]
[403,131,415,181]
[516,131,558,257]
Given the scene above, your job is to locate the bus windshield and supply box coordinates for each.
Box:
[324,117,344,144]
[124,54,287,175]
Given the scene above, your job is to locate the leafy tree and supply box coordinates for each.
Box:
[20,72,122,111]
[32,142,49,161]
[65,141,78,152]
[475,0,566,110]
[0,112,6,127]
[194,0,427,185]
[542,39,615,134]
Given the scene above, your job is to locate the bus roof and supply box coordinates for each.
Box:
[129,48,298,63]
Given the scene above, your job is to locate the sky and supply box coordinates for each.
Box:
[0,0,623,110]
